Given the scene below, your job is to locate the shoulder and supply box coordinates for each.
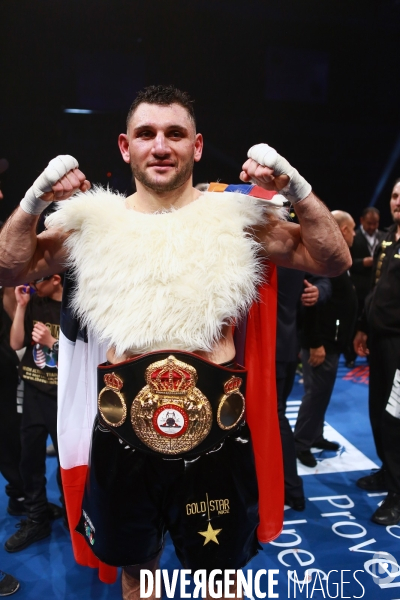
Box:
[200,191,287,227]
[44,186,127,233]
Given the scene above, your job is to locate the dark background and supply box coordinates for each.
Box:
[1,0,400,225]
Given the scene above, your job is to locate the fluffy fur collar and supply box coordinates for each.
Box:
[46,187,282,355]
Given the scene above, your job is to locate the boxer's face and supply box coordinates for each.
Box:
[390,182,400,225]
[119,103,203,193]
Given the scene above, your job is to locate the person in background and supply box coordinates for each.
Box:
[295,211,358,468]
[354,178,400,525]
[4,275,63,553]
[0,168,25,517]
[0,286,25,517]
[276,267,331,509]
[0,159,21,595]
[346,207,384,367]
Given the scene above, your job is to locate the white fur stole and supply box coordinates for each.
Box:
[46,188,282,356]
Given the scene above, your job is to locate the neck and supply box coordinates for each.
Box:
[361,225,374,237]
[125,178,201,213]
[49,287,63,302]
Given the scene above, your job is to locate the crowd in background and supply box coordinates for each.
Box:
[278,188,400,531]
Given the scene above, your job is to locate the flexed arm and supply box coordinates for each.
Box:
[0,156,90,286]
[240,144,351,276]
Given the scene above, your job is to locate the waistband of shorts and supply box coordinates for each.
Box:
[97,350,247,459]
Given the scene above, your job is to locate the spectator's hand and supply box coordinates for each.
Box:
[301,279,320,306]
[363,256,373,268]
[353,331,369,357]
[32,322,55,348]
[308,346,326,367]
[15,285,31,308]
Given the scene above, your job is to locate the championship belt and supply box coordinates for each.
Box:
[97,351,247,458]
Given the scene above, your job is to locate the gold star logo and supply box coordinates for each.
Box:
[198,522,222,545]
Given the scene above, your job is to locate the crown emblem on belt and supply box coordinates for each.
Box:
[146,356,197,395]
[131,355,212,454]
[98,372,126,428]
[223,376,242,395]
[218,375,245,430]
[103,372,124,391]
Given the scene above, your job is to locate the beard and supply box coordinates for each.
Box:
[131,158,194,193]
[392,211,400,225]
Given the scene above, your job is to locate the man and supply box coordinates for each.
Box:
[0,163,21,598]
[294,211,357,468]
[4,275,63,552]
[276,268,331,509]
[350,207,383,309]
[354,178,400,525]
[0,86,350,598]
[0,170,25,518]
[346,207,383,366]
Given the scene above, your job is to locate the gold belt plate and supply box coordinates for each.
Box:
[131,355,212,455]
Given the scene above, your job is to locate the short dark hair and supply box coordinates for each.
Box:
[361,207,380,218]
[393,177,400,188]
[126,85,196,130]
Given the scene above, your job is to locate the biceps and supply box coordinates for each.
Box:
[260,222,330,275]
[261,223,311,269]
[27,229,69,279]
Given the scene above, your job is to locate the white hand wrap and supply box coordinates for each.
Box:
[247,143,312,204]
[20,155,79,215]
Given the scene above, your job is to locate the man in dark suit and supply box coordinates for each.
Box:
[276,268,331,509]
[354,178,400,525]
[350,207,384,312]
[295,211,358,468]
[346,208,384,366]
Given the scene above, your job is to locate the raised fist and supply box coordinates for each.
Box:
[20,155,90,215]
[240,143,311,204]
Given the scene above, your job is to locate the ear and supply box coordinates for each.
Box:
[194,133,203,163]
[118,133,131,164]
[52,274,61,286]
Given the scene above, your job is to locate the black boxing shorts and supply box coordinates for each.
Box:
[75,351,261,570]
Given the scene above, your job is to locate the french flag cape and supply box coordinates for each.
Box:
[58,183,284,584]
